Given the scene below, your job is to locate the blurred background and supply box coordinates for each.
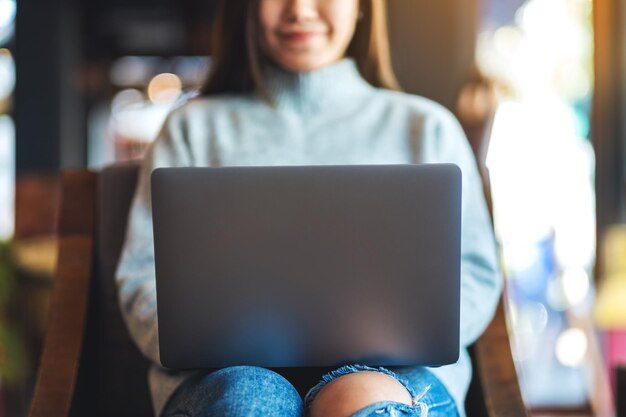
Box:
[0,0,625,416]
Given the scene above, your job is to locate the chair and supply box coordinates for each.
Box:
[27,161,528,417]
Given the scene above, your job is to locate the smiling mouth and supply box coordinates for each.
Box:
[277,30,326,44]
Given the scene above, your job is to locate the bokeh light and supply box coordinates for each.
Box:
[0,0,15,45]
[561,268,590,307]
[555,328,588,367]
[111,89,144,113]
[0,48,14,102]
[110,56,155,87]
[147,73,182,104]
[479,0,595,407]
[0,115,14,239]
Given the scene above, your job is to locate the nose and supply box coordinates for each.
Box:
[283,0,319,23]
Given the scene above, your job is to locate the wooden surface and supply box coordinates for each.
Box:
[474,298,529,417]
[15,175,61,240]
[28,171,96,417]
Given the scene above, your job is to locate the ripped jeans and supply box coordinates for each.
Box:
[161,364,459,417]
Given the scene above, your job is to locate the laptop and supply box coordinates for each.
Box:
[151,164,461,370]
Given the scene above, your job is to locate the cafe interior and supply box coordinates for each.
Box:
[0,0,625,416]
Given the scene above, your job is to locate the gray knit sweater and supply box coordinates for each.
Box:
[115,58,502,417]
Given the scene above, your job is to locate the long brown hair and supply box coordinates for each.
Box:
[201,0,400,97]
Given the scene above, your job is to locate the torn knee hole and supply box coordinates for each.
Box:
[308,371,414,417]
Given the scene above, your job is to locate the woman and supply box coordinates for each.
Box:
[116,0,502,416]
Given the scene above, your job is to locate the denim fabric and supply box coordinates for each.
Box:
[305,365,459,417]
[161,366,304,417]
[161,365,458,417]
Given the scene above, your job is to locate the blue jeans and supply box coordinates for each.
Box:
[161,364,459,417]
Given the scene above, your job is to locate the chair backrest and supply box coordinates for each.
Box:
[24,157,523,417]
[70,163,153,417]
[67,162,494,417]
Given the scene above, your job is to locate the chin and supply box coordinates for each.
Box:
[277,57,336,73]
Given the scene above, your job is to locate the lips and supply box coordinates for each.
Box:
[276,27,327,45]
[280,31,318,42]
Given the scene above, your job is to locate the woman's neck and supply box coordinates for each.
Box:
[262,58,374,116]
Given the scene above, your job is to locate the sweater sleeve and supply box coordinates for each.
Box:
[421,107,503,347]
[115,111,193,365]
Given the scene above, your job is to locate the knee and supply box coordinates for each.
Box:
[210,365,296,395]
[308,371,413,417]
[211,365,286,388]
[198,366,303,416]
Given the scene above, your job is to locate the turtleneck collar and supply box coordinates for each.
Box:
[262,58,374,116]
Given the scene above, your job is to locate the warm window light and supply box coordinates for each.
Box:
[594,275,626,329]
[555,328,588,367]
[594,225,626,329]
[479,0,595,408]
[148,73,182,104]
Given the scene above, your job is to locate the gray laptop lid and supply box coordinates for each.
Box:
[151,164,461,370]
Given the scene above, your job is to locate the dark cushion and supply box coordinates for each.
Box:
[71,162,152,417]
